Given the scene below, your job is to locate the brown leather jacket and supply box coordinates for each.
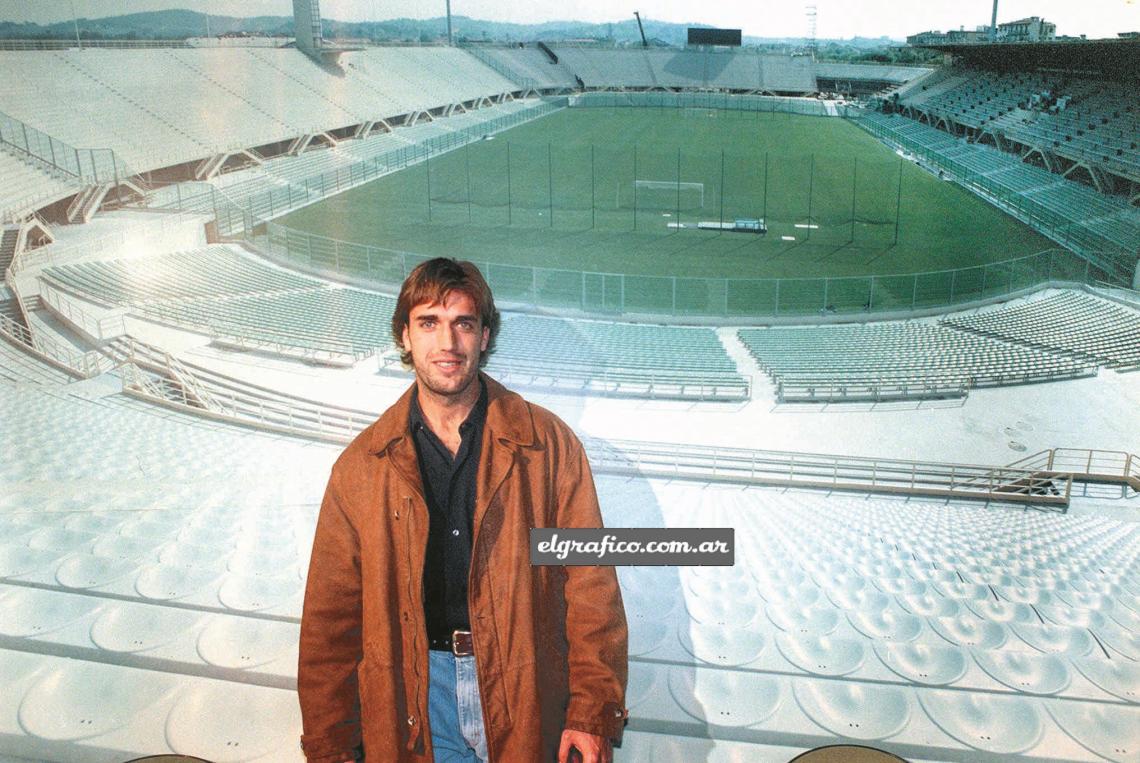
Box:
[298,375,628,762]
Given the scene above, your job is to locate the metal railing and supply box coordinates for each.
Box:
[254,223,1106,319]
[0,278,109,380]
[0,110,128,185]
[585,438,1072,507]
[38,280,126,341]
[462,45,541,91]
[116,338,378,444]
[104,348,1076,507]
[1006,448,1140,490]
[569,91,836,117]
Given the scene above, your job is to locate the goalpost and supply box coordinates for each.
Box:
[620,180,705,211]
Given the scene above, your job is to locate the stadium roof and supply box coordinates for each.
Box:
[911,37,1140,76]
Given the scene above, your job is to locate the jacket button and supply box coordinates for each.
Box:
[407,715,417,726]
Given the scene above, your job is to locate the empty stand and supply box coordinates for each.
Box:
[477,314,749,400]
[738,319,1096,402]
[943,290,1140,368]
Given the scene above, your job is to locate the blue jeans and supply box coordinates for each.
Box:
[428,650,488,762]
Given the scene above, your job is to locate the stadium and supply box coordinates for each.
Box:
[0,0,1138,760]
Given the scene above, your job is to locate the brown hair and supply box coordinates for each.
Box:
[391,258,500,368]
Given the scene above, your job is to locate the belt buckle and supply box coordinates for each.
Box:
[451,629,473,657]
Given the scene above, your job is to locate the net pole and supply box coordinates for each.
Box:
[633,144,638,231]
[426,152,432,223]
[894,157,903,245]
[850,157,857,244]
[762,152,768,223]
[465,140,472,222]
[719,149,725,227]
[547,142,553,228]
[506,142,512,226]
[806,153,815,242]
[675,147,681,226]
[591,143,596,229]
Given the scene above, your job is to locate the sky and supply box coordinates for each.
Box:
[1,0,1136,40]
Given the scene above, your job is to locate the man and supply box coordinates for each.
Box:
[298,258,628,763]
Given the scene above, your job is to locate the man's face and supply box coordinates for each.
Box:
[402,290,489,400]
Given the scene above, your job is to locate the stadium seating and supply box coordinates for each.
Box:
[40,245,394,358]
[738,320,1097,402]
[480,314,748,400]
[465,46,580,90]
[0,152,75,220]
[146,98,555,225]
[857,111,1140,256]
[548,46,818,94]
[943,290,1140,368]
[0,48,519,173]
[895,67,1140,181]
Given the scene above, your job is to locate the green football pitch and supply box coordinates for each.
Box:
[279,107,1053,281]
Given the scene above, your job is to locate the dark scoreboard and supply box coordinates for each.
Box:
[687,27,742,46]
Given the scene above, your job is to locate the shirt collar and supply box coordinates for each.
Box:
[408,377,488,436]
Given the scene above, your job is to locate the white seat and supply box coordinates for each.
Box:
[918,690,1044,754]
[17,660,177,741]
[89,603,204,654]
[55,553,142,590]
[793,679,912,741]
[1071,657,1140,703]
[1092,622,1140,661]
[668,665,783,727]
[677,622,766,667]
[1038,604,1107,629]
[964,599,1038,625]
[217,572,303,613]
[26,527,96,554]
[196,616,299,670]
[627,618,670,658]
[873,642,969,686]
[1011,623,1095,657]
[847,609,924,642]
[930,615,1008,649]
[0,544,64,578]
[0,587,102,638]
[827,587,891,612]
[1047,701,1140,763]
[135,563,222,601]
[164,680,302,762]
[897,593,960,618]
[765,601,841,636]
[973,650,1071,695]
[776,633,866,677]
[683,594,760,629]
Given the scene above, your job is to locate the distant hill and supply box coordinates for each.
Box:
[0,9,905,50]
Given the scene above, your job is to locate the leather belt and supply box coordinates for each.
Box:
[429,629,474,657]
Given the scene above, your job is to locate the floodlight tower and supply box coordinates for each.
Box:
[293,0,324,53]
[806,4,818,58]
[990,0,999,41]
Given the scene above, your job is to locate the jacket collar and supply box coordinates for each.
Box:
[367,372,535,457]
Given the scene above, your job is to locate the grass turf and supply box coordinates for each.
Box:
[277,106,1057,313]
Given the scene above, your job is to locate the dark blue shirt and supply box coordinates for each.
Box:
[408,379,488,642]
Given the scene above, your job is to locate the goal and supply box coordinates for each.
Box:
[620,180,705,211]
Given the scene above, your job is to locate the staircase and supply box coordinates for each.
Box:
[0,227,18,273]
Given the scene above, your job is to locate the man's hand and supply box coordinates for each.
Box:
[558,729,612,763]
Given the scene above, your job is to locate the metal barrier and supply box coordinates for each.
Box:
[38,280,126,341]
[1007,448,1140,491]
[0,109,127,185]
[569,91,835,116]
[585,438,1072,507]
[105,349,1076,508]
